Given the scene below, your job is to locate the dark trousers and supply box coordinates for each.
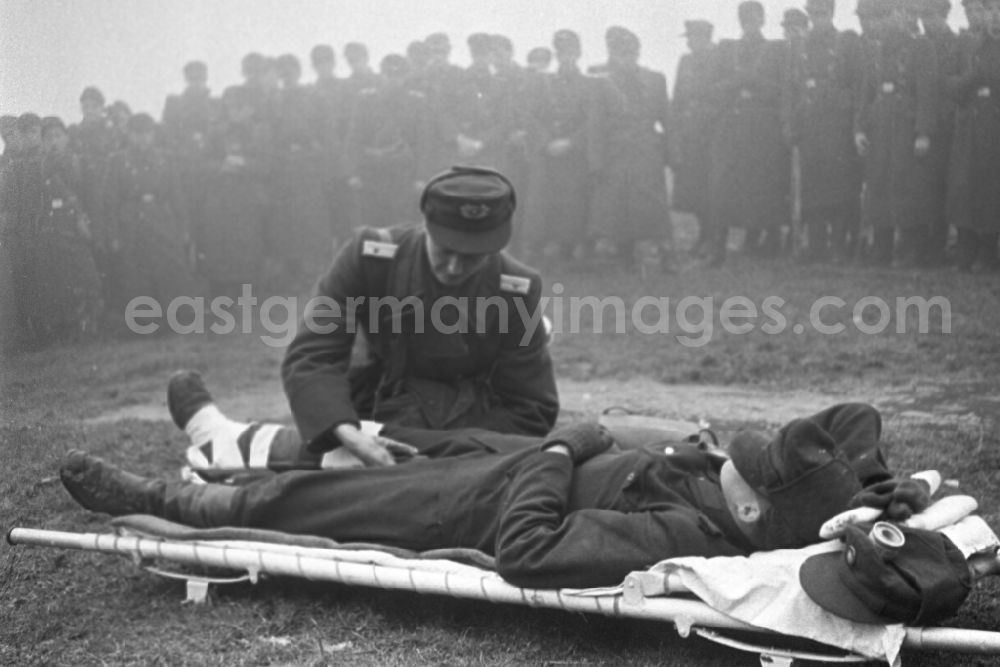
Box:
[871,227,923,265]
[956,229,1000,270]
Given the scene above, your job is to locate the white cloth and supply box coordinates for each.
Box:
[650,541,907,666]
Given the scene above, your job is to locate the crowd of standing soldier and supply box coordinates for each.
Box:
[0,26,677,351]
[674,0,1000,269]
[3,1,1000,353]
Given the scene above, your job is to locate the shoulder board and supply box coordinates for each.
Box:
[360,87,378,96]
[362,239,398,259]
[500,274,531,295]
[408,90,427,99]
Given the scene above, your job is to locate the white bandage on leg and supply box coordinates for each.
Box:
[184,405,252,470]
[247,424,283,469]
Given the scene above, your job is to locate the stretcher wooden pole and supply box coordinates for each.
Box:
[9,527,1000,655]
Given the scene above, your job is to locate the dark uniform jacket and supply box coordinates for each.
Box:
[708,35,791,231]
[523,65,602,245]
[68,116,116,240]
[282,224,560,445]
[27,151,103,337]
[161,87,218,156]
[102,145,199,304]
[587,61,671,242]
[856,30,939,230]
[947,31,1000,232]
[783,26,864,215]
[222,403,891,589]
[444,64,509,169]
[671,47,717,217]
[344,78,433,227]
[408,62,468,176]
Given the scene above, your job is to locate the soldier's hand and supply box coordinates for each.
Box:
[348,176,363,191]
[854,132,870,157]
[335,424,417,467]
[540,423,614,464]
[914,135,931,158]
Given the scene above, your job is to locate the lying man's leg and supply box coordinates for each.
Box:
[169,371,323,474]
[170,372,539,476]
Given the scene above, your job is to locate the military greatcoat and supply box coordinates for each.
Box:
[281,225,559,445]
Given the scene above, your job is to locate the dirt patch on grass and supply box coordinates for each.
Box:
[81,376,996,436]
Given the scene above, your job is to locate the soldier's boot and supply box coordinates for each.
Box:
[955,229,978,272]
[60,449,167,517]
[60,449,240,527]
[634,240,663,278]
[871,228,895,266]
[894,229,922,269]
[800,219,829,263]
[980,233,1000,272]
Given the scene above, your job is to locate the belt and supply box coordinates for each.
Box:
[141,193,155,204]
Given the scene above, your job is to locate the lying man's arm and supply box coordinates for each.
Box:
[805,403,932,521]
[494,425,743,589]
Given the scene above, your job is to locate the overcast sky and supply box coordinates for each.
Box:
[0,0,965,122]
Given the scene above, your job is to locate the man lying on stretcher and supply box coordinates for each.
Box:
[60,372,988,624]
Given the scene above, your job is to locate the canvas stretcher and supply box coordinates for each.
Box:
[9,513,1000,667]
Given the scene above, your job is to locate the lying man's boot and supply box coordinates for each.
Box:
[61,450,241,527]
[60,449,166,517]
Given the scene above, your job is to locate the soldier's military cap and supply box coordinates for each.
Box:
[126,113,156,134]
[344,42,369,62]
[468,33,493,57]
[183,61,207,78]
[806,0,837,14]
[0,116,17,144]
[380,54,410,78]
[738,0,767,22]
[492,34,514,54]
[553,29,582,52]
[311,44,335,65]
[17,113,42,133]
[782,7,811,27]
[41,116,66,136]
[407,40,429,61]
[241,52,265,78]
[605,26,641,55]
[108,100,132,117]
[79,86,105,106]
[527,46,553,64]
[425,33,451,54]
[682,20,714,38]
[277,53,302,77]
[857,0,891,15]
[420,167,516,254]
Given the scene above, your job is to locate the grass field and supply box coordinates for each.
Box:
[2,250,1000,666]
